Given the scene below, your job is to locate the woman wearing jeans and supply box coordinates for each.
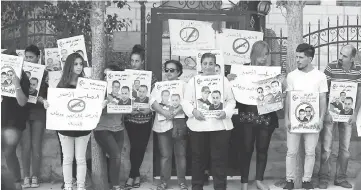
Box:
[21,44,48,188]
[44,53,90,190]
[124,45,158,189]
[2,50,30,190]
[150,60,188,190]
[183,53,236,190]
[226,41,278,190]
[93,65,125,190]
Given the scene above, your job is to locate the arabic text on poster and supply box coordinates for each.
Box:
[106,71,133,113]
[125,69,152,109]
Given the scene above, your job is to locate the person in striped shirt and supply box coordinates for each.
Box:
[318,44,361,189]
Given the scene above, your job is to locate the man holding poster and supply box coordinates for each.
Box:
[284,43,328,190]
[318,44,361,189]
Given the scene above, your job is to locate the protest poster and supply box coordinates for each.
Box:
[290,91,320,133]
[126,69,152,109]
[217,29,264,65]
[357,108,361,136]
[106,71,133,113]
[22,61,46,103]
[153,80,185,121]
[256,74,284,115]
[1,54,24,97]
[169,19,216,56]
[230,65,281,105]
[44,48,62,71]
[48,71,62,88]
[195,75,224,118]
[77,77,107,101]
[196,50,224,76]
[46,88,103,131]
[57,35,89,66]
[328,81,358,122]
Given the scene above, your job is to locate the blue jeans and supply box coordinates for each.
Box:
[157,129,187,184]
[319,117,352,182]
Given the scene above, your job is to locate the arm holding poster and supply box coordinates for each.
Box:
[220,78,236,119]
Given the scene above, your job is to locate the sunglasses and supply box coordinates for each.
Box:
[165,68,177,73]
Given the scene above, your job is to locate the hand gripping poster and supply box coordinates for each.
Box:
[57,35,89,67]
[1,54,24,97]
[290,92,320,133]
[44,48,62,71]
[46,88,103,131]
[328,81,358,122]
[255,74,284,115]
[22,61,46,103]
[216,29,264,65]
[230,65,281,105]
[126,69,152,109]
[196,50,224,76]
[76,77,107,101]
[106,71,132,113]
[169,19,216,56]
[153,80,185,121]
[195,75,224,118]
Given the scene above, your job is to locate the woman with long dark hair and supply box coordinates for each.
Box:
[93,64,125,190]
[1,50,30,190]
[124,45,158,189]
[44,53,90,190]
[226,41,279,190]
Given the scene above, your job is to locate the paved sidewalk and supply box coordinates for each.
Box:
[32,179,356,190]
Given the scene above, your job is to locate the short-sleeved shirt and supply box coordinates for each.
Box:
[1,71,30,131]
[286,68,328,93]
[56,84,92,137]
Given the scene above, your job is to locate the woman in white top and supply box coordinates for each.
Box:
[183,53,236,190]
[150,60,188,190]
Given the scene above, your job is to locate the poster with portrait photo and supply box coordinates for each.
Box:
[48,71,62,88]
[45,48,62,71]
[153,80,185,121]
[290,91,320,133]
[106,71,133,113]
[76,77,107,101]
[22,61,46,103]
[196,50,224,76]
[1,54,24,97]
[125,69,152,109]
[328,81,358,122]
[195,75,224,118]
[57,35,89,66]
[256,74,284,115]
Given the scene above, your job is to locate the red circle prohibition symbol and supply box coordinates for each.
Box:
[180,27,199,43]
[232,38,250,54]
[67,99,86,113]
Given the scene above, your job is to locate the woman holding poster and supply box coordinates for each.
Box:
[124,45,158,189]
[93,65,125,190]
[21,44,49,188]
[1,50,30,190]
[150,60,188,190]
[226,41,278,190]
[183,53,236,190]
[44,53,89,190]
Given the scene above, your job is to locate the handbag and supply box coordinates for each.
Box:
[172,118,188,140]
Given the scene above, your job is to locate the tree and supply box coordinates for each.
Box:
[274,1,307,189]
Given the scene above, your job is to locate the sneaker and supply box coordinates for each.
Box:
[283,180,294,190]
[179,183,188,190]
[22,177,31,188]
[157,182,167,190]
[318,180,328,189]
[334,180,352,189]
[302,181,314,190]
[30,176,40,188]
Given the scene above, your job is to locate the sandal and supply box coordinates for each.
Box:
[132,177,141,188]
[124,178,133,190]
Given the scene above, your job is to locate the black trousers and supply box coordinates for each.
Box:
[190,130,231,190]
[240,124,275,183]
[125,121,152,178]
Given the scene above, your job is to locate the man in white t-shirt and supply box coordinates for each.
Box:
[283,43,328,190]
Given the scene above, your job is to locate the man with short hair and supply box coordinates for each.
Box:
[339,97,354,116]
[284,43,328,190]
[298,109,308,122]
[132,80,141,98]
[197,86,211,110]
[119,86,132,105]
[6,70,14,85]
[209,90,223,110]
[318,44,361,189]
[305,106,313,121]
[108,80,121,105]
[215,64,221,75]
[29,78,39,96]
[1,72,8,85]
[159,90,170,107]
[135,85,149,103]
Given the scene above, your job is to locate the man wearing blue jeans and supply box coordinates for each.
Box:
[283,43,328,190]
[318,44,361,189]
